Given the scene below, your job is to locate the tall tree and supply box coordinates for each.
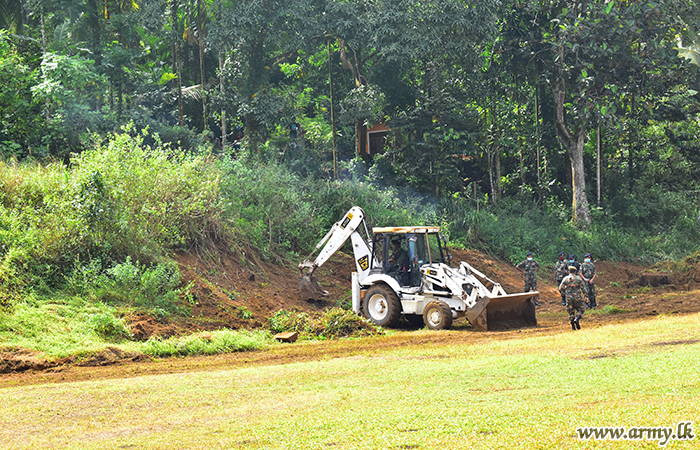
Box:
[502,0,690,225]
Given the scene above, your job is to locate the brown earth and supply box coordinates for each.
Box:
[3,246,700,387]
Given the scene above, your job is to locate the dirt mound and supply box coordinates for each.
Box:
[0,348,64,374]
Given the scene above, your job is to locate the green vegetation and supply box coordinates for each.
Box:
[1,125,699,359]
[589,305,635,315]
[269,308,384,340]
[2,313,698,449]
[2,0,700,358]
[140,329,273,358]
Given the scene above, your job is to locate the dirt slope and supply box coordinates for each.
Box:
[99,246,700,337]
[3,246,700,383]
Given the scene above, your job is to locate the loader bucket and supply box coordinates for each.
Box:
[298,273,329,301]
[465,292,538,331]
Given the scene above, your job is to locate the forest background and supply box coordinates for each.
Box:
[2,0,700,355]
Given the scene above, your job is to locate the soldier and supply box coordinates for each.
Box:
[559,265,588,330]
[580,253,597,309]
[568,254,581,272]
[516,252,540,306]
[554,252,569,306]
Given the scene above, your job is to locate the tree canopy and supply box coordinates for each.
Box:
[1,0,700,231]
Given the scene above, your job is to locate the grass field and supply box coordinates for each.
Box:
[1,313,699,449]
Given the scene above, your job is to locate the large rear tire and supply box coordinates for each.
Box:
[363,285,402,327]
[423,300,453,330]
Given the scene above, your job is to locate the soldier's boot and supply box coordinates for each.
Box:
[534,296,541,306]
[570,319,576,330]
[574,315,582,330]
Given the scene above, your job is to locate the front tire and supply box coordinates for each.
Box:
[363,285,402,327]
[423,300,453,330]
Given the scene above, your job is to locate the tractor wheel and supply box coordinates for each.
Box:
[423,300,453,330]
[363,285,402,327]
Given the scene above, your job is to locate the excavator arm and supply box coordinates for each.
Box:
[298,206,373,299]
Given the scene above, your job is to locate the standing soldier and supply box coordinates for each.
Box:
[554,252,569,306]
[559,265,588,330]
[516,252,540,306]
[568,254,581,272]
[580,253,597,309]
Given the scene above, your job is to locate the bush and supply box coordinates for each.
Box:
[218,156,320,260]
[64,256,189,316]
[268,308,383,339]
[268,309,314,335]
[317,308,383,339]
[87,312,132,341]
[141,329,273,357]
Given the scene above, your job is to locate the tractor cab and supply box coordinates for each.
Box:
[370,227,447,286]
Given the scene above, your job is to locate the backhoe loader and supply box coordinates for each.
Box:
[298,206,537,331]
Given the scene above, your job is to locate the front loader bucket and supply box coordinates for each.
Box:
[465,292,538,331]
[299,273,329,301]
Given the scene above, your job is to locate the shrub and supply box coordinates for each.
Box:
[268,309,313,334]
[141,329,273,357]
[87,312,132,341]
[63,256,189,316]
[318,308,383,339]
[268,308,383,339]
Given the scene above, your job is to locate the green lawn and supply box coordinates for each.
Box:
[1,313,699,449]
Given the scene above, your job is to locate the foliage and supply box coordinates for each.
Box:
[141,329,273,357]
[268,308,383,339]
[438,194,699,265]
[0,31,41,158]
[0,295,132,356]
[218,156,320,260]
[63,256,190,316]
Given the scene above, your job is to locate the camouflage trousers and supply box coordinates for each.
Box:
[566,297,585,321]
[524,274,537,292]
[556,276,565,302]
[584,282,596,306]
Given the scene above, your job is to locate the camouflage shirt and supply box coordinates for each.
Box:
[581,261,596,281]
[555,260,569,281]
[517,259,540,282]
[559,274,588,301]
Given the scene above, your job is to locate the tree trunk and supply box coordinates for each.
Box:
[486,119,502,203]
[218,3,226,150]
[553,45,591,226]
[597,121,602,207]
[328,39,338,180]
[219,51,226,149]
[171,0,184,126]
[198,0,206,131]
[568,131,590,224]
[535,82,542,205]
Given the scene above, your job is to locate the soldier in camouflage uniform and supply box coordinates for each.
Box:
[554,252,569,306]
[516,252,540,306]
[559,266,588,330]
[580,253,597,309]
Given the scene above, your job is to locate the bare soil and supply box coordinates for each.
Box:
[3,246,700,387]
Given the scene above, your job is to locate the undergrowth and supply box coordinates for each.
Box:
[268,308,384,340]
[2,125,700,360]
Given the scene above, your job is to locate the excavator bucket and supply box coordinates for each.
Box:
[465,292,538,331]
[298,273,329,301]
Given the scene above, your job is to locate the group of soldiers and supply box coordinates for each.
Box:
[516,252,597,331]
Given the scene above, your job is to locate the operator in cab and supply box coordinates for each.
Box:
[388,238,410,284]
